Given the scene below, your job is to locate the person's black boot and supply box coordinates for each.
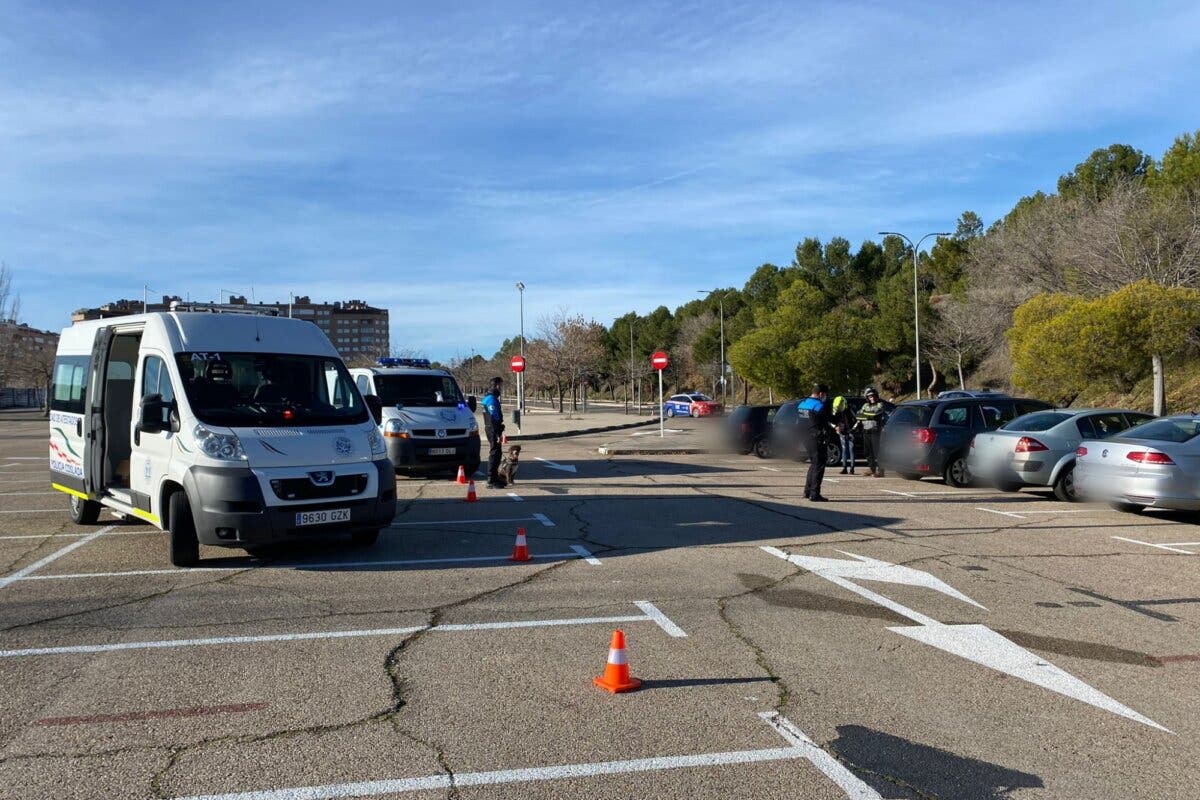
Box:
[839,468,848,475]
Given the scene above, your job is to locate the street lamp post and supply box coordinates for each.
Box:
[877,231,950,399]
[697,289,726,407]
[515,282,525,426]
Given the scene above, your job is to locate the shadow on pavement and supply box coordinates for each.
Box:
[830,725,1044,799]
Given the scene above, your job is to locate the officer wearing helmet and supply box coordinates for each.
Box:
[797,383,834,501]
[858,386,889,477]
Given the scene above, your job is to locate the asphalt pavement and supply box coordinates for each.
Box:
[1,415,1197,798]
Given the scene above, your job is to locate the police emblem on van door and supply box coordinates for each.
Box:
[309,470,334,485]
[440,410,456,422]
[334,437,354,456]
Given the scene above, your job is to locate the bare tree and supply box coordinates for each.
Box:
[926,295,996,390]
[536,309,605,412]
[0,264,21,389]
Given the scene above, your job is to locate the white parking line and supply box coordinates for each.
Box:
[976,507,1025,519]
[388,515,552,528]
[169,712,880,800]
[0,525,114,590]
[760,466,780,472]
[18,549,602,582]
[0,602,672,658]
[0,509,67,514]
[0,492,59,496]
[569,544,602,565]
[1112,536,1199,555]
[882,489,916,498]
[634,600,687,637]
[507,493,523,502]
[0,529,156,541]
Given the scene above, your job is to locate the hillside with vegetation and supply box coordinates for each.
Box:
[456,131,1200,414]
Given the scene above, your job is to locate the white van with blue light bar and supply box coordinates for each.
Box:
[350,358,481,477]
[49,303,396,566]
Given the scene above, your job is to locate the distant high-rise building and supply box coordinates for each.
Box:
[71,295,390,361]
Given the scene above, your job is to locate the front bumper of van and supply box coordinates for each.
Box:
[184,460,397,547]
[387,435,480,473]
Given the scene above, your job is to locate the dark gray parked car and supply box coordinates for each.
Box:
[880,396,1054,487]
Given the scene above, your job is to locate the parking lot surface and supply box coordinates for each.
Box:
[1,415,1197,798]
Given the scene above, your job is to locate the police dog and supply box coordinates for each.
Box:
[499,444,521,485]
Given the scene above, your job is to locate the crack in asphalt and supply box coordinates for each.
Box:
[139,550,574,798]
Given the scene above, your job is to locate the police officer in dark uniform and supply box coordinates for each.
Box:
[797,383,833,502]
[480,376,505,488]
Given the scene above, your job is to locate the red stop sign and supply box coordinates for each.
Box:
[510,355,526,373]
[651,351,669,371]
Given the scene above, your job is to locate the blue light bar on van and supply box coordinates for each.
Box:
[377,357,432,368]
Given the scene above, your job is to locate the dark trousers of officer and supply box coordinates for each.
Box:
[804,432,826,498]
[865,429,883,476]
[484,425,502,483]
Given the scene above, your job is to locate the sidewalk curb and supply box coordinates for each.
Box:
[508,418,658,442]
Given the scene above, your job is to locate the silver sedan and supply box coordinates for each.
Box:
[1074,415,1200,513]
[968,408,1154,501]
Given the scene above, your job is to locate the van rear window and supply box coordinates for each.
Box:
[50,356,89,415]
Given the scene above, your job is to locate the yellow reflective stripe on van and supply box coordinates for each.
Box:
[51,483,89,500]
[131,508,160,525]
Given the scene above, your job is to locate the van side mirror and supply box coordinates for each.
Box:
[364,394,383,424]
[139,394,166,435]
[467,395,478,413]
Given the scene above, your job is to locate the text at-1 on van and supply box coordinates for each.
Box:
[350,358,481,477]
[49,304,397,566]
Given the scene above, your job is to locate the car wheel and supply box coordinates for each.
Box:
[168,490,200,567]
[1110,501,1145,514]
[691,408,700,418]
[1052,465,1077,503]
[997,481,1023,493]
[825,442,841,466]
[351,529,380,548]
[943,455,972,488]
[68,494,101,525]
[666,407,675,418]
[753,438,771,459]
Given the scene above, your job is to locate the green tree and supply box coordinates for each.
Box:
[1148,130,1200,195]
[1057,144,1153,201]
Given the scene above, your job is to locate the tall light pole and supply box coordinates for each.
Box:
[878,231,950,399]
[515,282,525,421]
[697,289,726,407]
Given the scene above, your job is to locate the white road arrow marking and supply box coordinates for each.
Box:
[762,546,1168,732]
[762,547,987,610]
[534,457,577,473]
[890,623,1170,732]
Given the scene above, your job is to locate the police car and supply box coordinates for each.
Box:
[350,358,481,476]
[662,392,723,418]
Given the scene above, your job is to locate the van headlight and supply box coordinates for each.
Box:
[383,419,410,439]
[368,428,386,457]
[193,424,247,461]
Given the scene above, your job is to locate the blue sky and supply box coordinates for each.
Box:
[2,1,1199,361]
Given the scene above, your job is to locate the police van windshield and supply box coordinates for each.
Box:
[176,352,367,426]
[374,374,465,408]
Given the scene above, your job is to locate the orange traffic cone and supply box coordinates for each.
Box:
[455,465,467,485]
[593,630,641,693]
[510,527,532,562]
[464,479,478,503]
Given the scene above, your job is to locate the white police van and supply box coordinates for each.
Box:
[49,304,396,566]
[350,358,481,477]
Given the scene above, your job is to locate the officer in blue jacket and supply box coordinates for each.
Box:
[797,383,833,501]
[480,376,505,488]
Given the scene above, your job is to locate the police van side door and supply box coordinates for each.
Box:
[130,353,177,525]
[83,328,114,496]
